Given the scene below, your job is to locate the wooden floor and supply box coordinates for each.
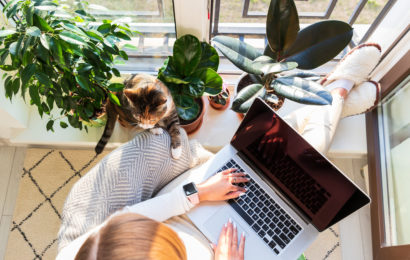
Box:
[0,147,26,260]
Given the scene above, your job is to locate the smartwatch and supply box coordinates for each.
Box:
[183,182,200,205]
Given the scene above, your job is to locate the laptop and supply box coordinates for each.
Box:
[187,98,370,259]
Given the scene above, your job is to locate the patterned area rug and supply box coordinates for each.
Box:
[5,148,341,260]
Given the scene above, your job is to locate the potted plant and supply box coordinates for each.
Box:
[158,34,222,134]
[212,0,353,114]
[208,83,230,110]
[0,0,136,131]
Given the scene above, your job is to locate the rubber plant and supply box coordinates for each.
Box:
[0,0,137,131]
[158,34,222,121]
[212,0,353,113]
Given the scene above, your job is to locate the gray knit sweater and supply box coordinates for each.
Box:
[58,129,212,251]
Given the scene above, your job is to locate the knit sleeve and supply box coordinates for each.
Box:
[120,184,195,222]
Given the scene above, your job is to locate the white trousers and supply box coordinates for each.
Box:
[283,93,345,154]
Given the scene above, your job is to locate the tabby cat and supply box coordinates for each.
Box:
[95,74,182,159]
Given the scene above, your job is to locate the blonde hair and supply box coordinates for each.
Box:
[75,213,187,260]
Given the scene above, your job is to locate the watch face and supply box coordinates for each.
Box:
[183,183,197,196]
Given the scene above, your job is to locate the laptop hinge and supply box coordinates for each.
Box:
[237,151,311,225]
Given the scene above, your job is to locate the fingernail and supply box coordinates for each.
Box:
[224,223,227,228]
[233,222,237,229]
[242,231,245,238]
[239,192,246,196]
[229,217,232,223]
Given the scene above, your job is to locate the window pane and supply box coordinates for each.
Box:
[66,0,175,72]
[379,75,410,246]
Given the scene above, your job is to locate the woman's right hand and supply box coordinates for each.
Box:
[196,168,249,202]
[214,219,245,260]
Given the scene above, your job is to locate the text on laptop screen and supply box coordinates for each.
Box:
[231,99,357,231]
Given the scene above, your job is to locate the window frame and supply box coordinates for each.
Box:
[365,47,410,259]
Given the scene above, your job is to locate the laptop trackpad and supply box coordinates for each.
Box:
[203,207,249,245]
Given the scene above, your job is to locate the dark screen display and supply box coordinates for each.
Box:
[231,98,357,231]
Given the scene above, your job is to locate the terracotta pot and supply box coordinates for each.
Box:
[179,97,206,135]
[208,88,230,110]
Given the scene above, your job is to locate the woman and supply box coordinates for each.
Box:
[57,43,381,260]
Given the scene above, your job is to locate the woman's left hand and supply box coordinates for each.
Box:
[196,168,249,202]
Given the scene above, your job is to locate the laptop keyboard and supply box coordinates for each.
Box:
[215,159,302,255]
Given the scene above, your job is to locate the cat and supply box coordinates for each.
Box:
[95,74,182,159]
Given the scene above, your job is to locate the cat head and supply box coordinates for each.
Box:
[122,77,169,129]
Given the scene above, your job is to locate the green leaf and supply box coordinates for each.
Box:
[173,94,195,108]
[212,36,262,61]
[251,56,298,76]
[97,23,111,34]
[191,68,223,96]
[21,64,36,87]
[0,30,16,37]
[59,31,87,46]
[33,13,54,32]
[50,38,65,66]
[112,68,121,77]
[266,0,299,53]
[231,84,264,113]
[35,72,52,87]
[46,120,54,132]
[114,31,131,40]
[12,78,20,94]
[122,43,138,51]
[29,84,41,106]
[182,78,205,97]
[85,29,104,42]
[158,57,189,85]
[75,75,89,90]
[197,42,219,71]
[60,121,68,128]
[39,34,50,50]
[26,5,34,25]
[26,26,41,37]
[47,95,54,110]
[176,102,200,121]
[108,83,124,92]
[0,65,17,71]
[271,77,332,105]
[283,21,353,69]
[213,41,261,75]
[119,50,128,60]
[108,92,121,106]
[173,34,202,77]
[283,71,321,81]
[5,76,13,98]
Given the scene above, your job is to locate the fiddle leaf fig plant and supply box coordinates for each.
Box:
[158,34,222,121]
[212,0,353,113]
[0,0,137,131]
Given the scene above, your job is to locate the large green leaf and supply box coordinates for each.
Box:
[197,42,219,71]
[232,83,264,113]
[0,29,16,38]
[173,94,195,109]
[21,64,36,87]
[283,20,353,69]
[59,31,87,46]
[159,57,189,85]
[213,41,261,75]
[271,77,332,105]
[266,0,299,53]
[191,68,222,95]
[251,56,298,76]
[212,36,262,61]
[176,102,200,121]
[283,71,321,81]
[182,77,205,97]
[33,13,54,32]
[173,34,202,77]
[26,26,41,37]
[50,38,65,66]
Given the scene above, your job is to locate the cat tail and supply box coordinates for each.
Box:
[95,102,118,154]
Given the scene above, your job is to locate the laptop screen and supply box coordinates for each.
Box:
[231,98,362,231]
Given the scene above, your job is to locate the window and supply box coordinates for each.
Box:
[366,49,410,258]
[378,76,410,246]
